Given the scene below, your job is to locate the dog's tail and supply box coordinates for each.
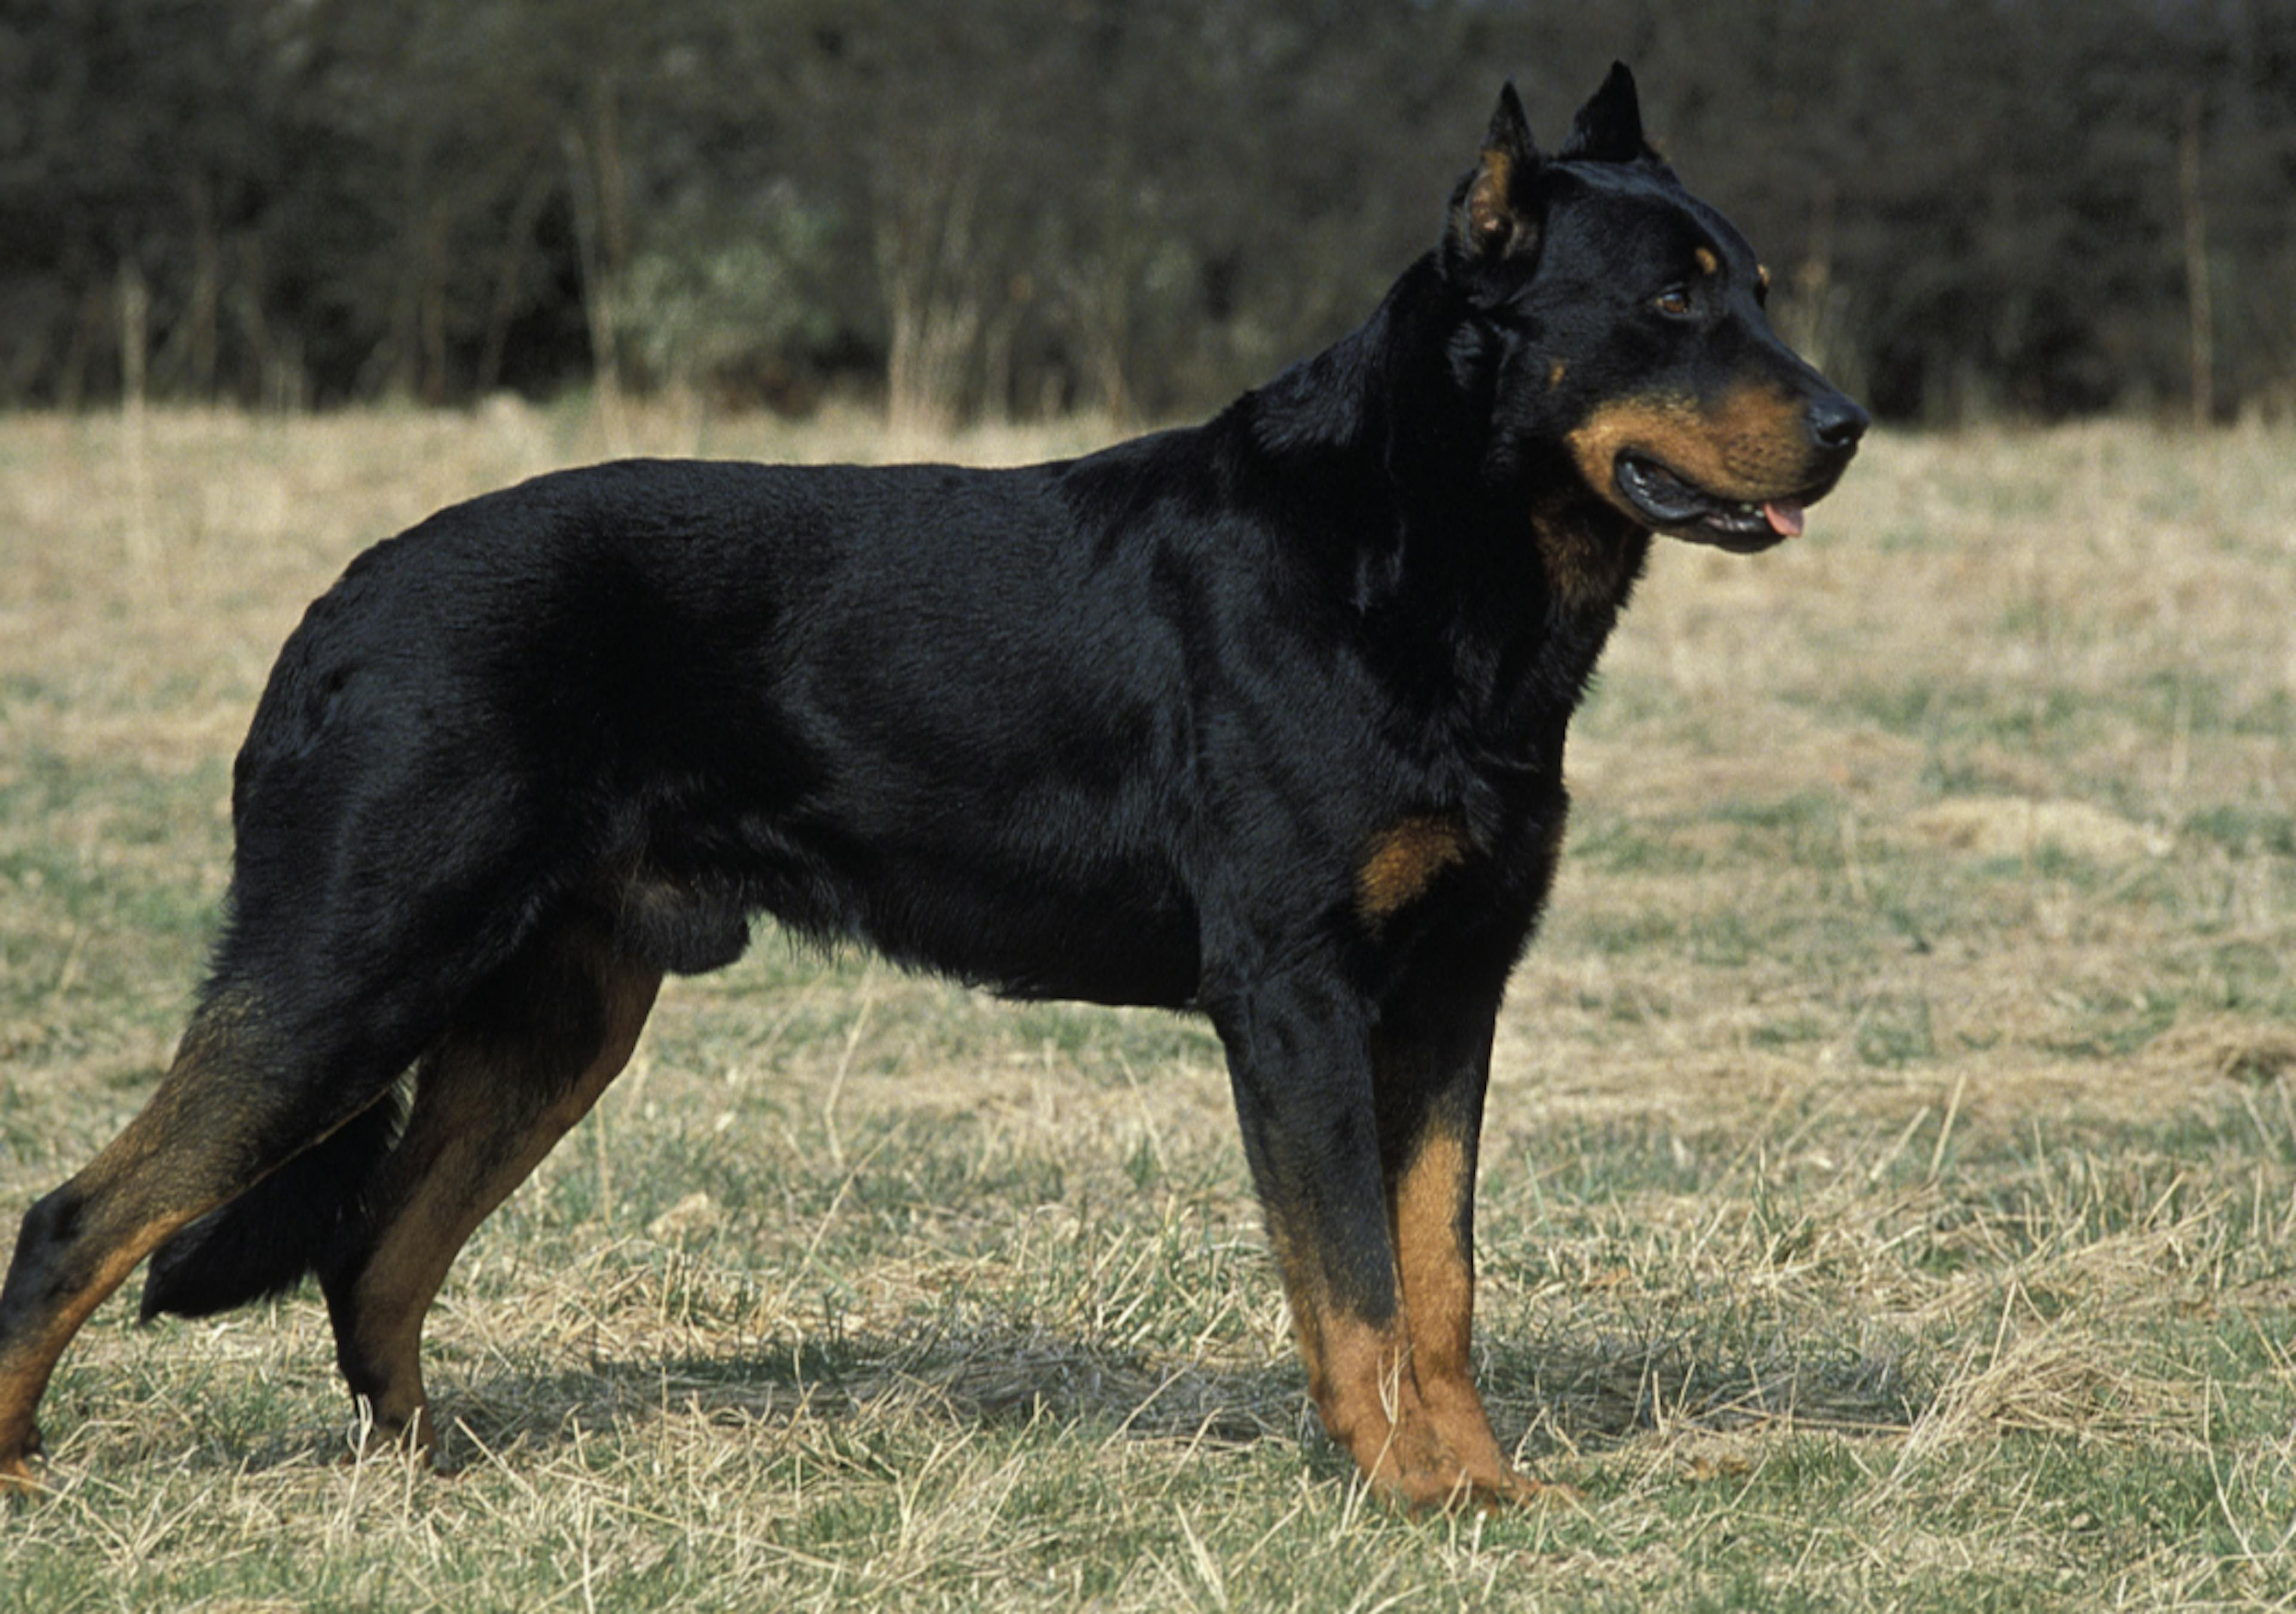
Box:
[139,1087,409,1321]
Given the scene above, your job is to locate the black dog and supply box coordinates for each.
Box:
[0,65,1863,1509]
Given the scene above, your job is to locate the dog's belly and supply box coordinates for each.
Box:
[884,873,1203,1008]
[756,835,1204,1009]
[610,803,1204,1010]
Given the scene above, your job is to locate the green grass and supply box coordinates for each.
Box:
[2,409,2294,1607]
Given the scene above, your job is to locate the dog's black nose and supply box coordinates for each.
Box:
[1808,396,1870,452]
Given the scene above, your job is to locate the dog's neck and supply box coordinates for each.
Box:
[1234,255,1651,777]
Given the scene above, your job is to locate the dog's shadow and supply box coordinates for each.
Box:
[230,1322,1921,1478]
[432,1326,1303,1470]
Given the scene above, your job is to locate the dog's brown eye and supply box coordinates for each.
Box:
[1654,286,1693,318]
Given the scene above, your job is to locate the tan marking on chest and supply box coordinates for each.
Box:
[1357,814,1468,922]
[1533,515,1634,611]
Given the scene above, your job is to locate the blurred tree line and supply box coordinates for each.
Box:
[2,0,2290,426]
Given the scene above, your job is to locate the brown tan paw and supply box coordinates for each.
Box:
[0,1452,43,1496]
[1379,1459,1583,1515]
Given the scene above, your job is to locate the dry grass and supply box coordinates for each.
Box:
[1,402,2293,1609]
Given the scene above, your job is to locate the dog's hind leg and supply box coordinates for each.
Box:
[313,916,660,1456]
[2,743,581,1483]
[0,987,437,1488]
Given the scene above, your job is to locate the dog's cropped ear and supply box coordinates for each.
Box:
[1559,62,1663,166]
[1448,81,1544,263]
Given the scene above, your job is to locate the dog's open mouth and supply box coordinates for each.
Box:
[1615,454,1812,553]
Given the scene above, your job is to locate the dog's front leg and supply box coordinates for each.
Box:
[1216,968,1521,1511]
[1370,987,1580,1509]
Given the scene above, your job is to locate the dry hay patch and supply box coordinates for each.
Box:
[1903,796,2171,863]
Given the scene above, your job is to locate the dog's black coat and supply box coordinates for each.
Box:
[144,395,1584,1310]
[3,65,1863,1504]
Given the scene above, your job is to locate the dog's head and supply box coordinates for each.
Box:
[1441,64,1866,551]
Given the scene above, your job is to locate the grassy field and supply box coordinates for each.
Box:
[1,403,2292,1610]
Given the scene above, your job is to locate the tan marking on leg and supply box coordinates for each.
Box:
[1390,1131,1473,1384]
[1357,815,1468,924]
[0,1217,197,1487]
[1,1012,289,1476]
[331,947,660,1456]
[328,1067,504,1450]
[1387,1128,1516,1487]
[1267,1207,1542,1512]
[1265,1222,1419,1490]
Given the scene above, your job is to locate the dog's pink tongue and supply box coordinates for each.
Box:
[1764,501,1806,538]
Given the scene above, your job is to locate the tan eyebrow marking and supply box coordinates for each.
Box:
[1757,264,1772,291]
[1694,246,1720,275]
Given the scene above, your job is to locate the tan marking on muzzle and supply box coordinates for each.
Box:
[1566,387,1815,521]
